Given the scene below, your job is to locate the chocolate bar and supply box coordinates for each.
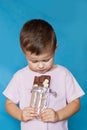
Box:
[33,75,51,88]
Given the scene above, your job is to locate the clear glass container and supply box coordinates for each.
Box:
[30,86,48,117]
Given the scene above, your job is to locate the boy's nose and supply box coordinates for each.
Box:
[38,62,44,69]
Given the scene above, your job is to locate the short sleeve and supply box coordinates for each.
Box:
[3,73,20,104]
[65,70,85,103]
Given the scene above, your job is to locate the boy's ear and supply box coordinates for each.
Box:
[56,43,58,49]
[55,43,58,53]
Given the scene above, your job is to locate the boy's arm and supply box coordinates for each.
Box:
[6,98,22,121]
[40,98,80,122]
[57,98,80,121]
[5,98,38,122]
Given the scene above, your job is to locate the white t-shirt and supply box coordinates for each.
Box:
[3,65,85,130]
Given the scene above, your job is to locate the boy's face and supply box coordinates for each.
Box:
[25,51,54,74]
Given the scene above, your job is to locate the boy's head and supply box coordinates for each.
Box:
[20,19,57,55]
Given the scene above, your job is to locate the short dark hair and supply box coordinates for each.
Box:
[20,19,57,55]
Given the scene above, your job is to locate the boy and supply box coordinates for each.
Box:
[3,19,85,130]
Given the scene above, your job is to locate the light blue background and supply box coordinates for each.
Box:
[0,0,87,130]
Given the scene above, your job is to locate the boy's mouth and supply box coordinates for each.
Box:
[37,69,47,74]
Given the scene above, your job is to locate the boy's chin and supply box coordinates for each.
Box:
[37,70,47,74]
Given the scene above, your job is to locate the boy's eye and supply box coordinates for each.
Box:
[31,58,51,63]
[43,58,51,62]
[43,59,49,62]
[31,60,38,63]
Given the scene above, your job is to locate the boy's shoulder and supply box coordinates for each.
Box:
[17,65,28,72]
[51,64,73,78]
[14,65,29,76]
[54,64,70,73]
[51,64,73,77]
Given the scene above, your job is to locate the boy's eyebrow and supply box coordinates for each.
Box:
[29,55,53,61]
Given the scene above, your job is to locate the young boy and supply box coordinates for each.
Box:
[3,19,85,130]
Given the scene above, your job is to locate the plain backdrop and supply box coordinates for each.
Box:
[0,0,87,130]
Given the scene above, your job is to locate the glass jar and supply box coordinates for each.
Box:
[30,86,48,117]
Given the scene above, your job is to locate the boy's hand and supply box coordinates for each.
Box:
[21,107,37,122]
[40,108,59,123]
